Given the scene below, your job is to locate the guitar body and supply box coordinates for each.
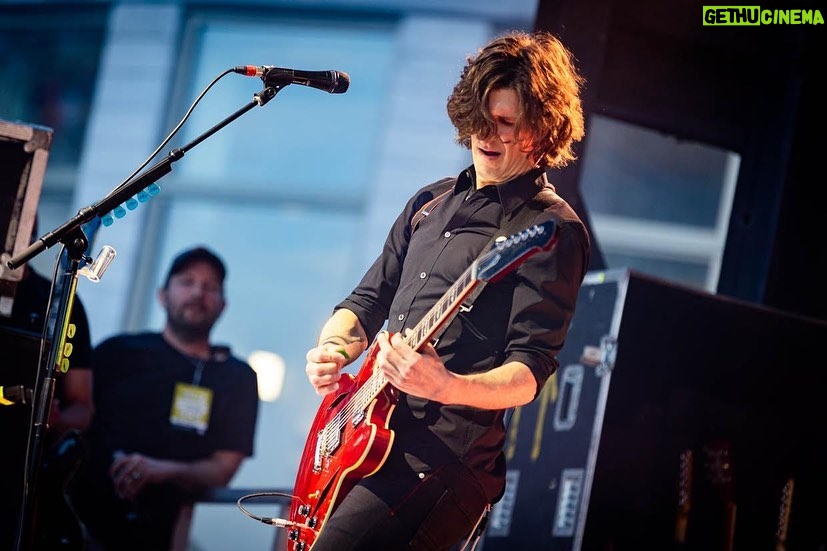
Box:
[288,343,397,551]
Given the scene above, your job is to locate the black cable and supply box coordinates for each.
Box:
[101,67,236,203]
[236,491,313,529]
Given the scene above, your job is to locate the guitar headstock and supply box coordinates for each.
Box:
[476,220,558,284]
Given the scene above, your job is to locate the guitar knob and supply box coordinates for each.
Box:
[298,504,310,516]
[296,542,306,551]
[307,517,319,529]
[288,529,299,541]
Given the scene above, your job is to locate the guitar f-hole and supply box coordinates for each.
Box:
[326,392,349,411]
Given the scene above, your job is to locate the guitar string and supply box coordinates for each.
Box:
[320,268,485,458]
[320,266,478,452]
[326,271,468,439]
[320,227,532,449]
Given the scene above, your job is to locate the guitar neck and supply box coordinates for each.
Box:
[352,263,485,410]
[406,265,483,351]
[342,220,557,417]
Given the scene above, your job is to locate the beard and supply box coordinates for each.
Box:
[165,305,218,341]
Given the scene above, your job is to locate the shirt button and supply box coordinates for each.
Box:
[397,314,405,321]
[419,272,427,279]
[444,231,451,238]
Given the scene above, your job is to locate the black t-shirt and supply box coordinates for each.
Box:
[0,268,93,388]
[73,332,259,550]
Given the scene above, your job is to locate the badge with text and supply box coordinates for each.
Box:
[170,383,213,434]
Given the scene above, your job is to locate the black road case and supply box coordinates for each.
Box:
[481,268,827,551]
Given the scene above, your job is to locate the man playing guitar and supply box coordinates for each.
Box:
[301,30,591,551]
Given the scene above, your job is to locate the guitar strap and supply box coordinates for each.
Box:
[411,172,560,251]
[410,185,453,233]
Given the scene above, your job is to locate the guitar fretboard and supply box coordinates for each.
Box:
[323,260,483,447]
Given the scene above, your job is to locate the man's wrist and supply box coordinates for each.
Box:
[320,336,349,347]
[319,335,365,347]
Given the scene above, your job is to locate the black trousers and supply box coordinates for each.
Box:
[310,462,490,551]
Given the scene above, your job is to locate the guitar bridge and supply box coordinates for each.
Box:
[313,427,341,472]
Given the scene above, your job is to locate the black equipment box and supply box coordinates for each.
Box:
[481,268,827,551]
[0,119,52,551]
[0,118,52,315]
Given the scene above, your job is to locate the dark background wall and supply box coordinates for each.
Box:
[526,4,826,548]
[535,0,825,322]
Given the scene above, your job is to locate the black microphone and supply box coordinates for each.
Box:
[233,65,349,94]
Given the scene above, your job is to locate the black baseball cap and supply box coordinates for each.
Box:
[163,246,227,287]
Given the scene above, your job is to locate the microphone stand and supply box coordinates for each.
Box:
[8,84,282,551]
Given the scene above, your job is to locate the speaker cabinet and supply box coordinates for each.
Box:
[482,268,827,551]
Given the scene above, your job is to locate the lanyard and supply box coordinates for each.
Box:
[192,359,205,387]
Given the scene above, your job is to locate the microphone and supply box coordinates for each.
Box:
[233,65,349,94]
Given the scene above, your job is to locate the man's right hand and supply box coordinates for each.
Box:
[110,451,156,500]
[305,344,350,395]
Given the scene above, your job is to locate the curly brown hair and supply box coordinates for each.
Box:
[446,30,585,169]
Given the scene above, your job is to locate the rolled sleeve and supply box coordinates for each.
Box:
[503,219,590,398]
[334,210,409,339]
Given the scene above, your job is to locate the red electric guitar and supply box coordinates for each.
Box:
[286,220,559,550]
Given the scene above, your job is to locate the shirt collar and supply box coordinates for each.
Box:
[455,165,550,215]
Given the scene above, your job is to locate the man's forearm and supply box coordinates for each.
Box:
[157,450,244,492]
[442,361,537,409]
[318,308,369,362]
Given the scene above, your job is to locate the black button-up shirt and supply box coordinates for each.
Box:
[337,166,589,500]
